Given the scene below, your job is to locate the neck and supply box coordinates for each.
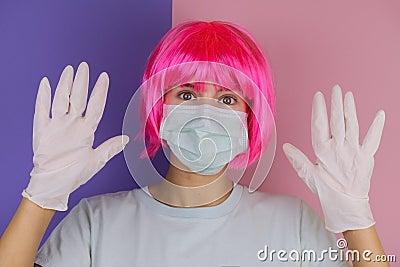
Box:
[148,158,234,207]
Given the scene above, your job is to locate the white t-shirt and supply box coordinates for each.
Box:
[35,185,350,266]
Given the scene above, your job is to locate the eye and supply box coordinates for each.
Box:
[177,91,196,101]
[219,95,237,105]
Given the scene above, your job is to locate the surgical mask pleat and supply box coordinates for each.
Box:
[160,104,248,175]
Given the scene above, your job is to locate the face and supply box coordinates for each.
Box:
[163,83,248,113]
[161,82,249,178]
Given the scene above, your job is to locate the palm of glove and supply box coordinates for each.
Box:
[31,115,97,190]
[311,134,374,199]
[283,84,385,232]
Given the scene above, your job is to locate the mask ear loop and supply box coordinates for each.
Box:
[159,87,168,148]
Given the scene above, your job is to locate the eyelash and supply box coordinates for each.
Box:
[177,90,196,101]
[220,95,237,105]
[176,90,238,105]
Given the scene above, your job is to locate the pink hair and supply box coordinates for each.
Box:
[139,21,275,168]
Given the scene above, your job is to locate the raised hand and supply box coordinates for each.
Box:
[22,62,129,211]
[283,84,385,233]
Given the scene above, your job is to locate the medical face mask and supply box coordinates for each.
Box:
[159,104,248,175]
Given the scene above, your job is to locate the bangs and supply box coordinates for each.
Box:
[155,61,259,103]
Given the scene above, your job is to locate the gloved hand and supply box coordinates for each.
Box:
[283,84,385,233]
[22,62,129,211]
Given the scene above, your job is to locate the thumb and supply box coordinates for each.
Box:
[362,110,385,155]
[282,143,317,194]
[94,135,130,165]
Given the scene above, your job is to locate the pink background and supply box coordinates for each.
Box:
[173,0,400,257]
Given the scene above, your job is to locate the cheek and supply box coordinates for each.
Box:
[243,102,250,113]
[163,91,178,105]
[234,94,249,113]
[237,100,249,113]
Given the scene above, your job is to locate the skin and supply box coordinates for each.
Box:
[0,82,389,266]
[0,198,54,267]
[343,227,389,266]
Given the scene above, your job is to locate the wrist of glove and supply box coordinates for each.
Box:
[22,150,96,211]
[22,185,70,211]
[314,176,375,233]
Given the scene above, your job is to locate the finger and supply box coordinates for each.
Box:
[344,91,360,147]
[51,65,74,118]
[85,72,109,130]
[33,77,51,150]
[312,91,330,150]
[34,77,51,128]
[330,84,345,143]
[94,135,130,166]
[282,143,317,194]
[362,110,385,155]
[69,62,89,116]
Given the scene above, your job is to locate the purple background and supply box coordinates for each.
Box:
[0,1,171,245]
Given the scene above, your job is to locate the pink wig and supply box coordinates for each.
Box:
[139,21,275,168]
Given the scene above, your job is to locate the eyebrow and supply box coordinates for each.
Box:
[182,83,195,88]
[183,83,226,92]
[180,83,244,98]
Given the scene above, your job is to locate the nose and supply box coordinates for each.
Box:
[200,83,220,97]
[195,96,218,107]
[195,84,221,106]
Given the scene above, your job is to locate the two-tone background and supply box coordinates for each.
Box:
[1,0,399,258]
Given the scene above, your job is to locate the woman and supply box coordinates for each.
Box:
[0,21,388,266]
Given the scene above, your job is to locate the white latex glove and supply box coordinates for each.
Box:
[22,62,129,211]
[283,84,385,233]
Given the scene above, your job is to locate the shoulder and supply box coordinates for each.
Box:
[238,186,304,215]
[237,186,323,228]
[72,187,144,216]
